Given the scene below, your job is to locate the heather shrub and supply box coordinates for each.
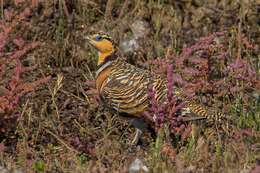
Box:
[0,0,50,134]
[143,64,191,141]
[148,31,258,129]
[143,30,258,167]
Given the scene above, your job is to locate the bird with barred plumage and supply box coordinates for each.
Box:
[85,32,226,144]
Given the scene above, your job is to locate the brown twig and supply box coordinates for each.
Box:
[118,0,129,19]
[105,0,114,20]
[44,128,79,154]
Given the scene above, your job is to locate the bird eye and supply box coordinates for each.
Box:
[95,35,102,41]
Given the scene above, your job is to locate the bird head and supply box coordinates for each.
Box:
[85,33,115,65]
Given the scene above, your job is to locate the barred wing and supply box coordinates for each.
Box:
[100,61,167,115]
[100,60,226,122]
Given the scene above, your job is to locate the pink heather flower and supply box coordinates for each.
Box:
[167,64,173,102]
[0,1,49,116]
[13,38,25,48]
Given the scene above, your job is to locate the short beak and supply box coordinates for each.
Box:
[84,36,91,42]
[84,36,94,46]
[84,36,99,51]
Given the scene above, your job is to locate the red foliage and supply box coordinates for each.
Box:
[152,31,258,106]
[179,32,257,100]
[0,1,50,132]
[143,64,190,140]
[144,31,258,140]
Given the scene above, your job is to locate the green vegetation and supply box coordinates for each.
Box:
[0,0,259,172]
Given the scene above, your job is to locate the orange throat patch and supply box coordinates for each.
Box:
[97,50,114,65]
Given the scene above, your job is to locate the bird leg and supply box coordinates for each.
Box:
[131,128,143,145]
[129,118,147,145]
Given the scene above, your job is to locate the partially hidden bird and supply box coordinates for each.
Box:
[85,33,226,144]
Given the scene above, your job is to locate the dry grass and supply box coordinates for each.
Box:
[0,0,259,173]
